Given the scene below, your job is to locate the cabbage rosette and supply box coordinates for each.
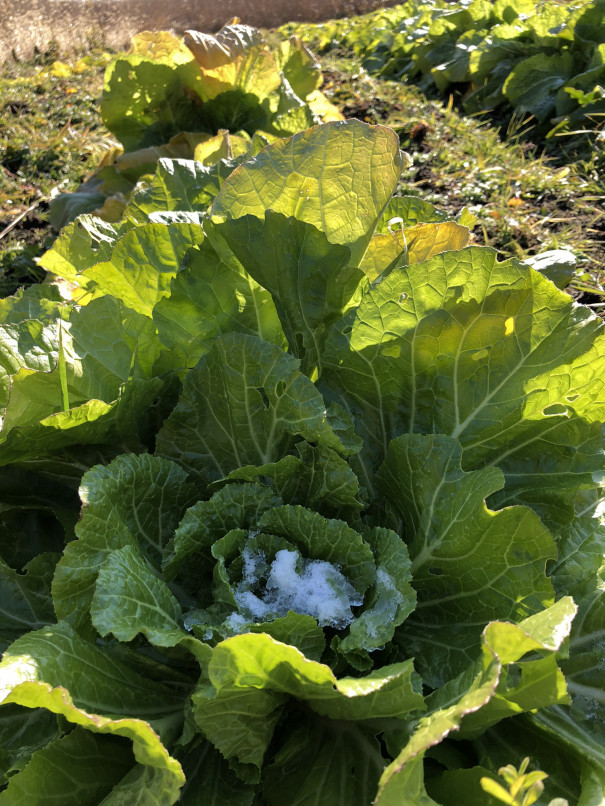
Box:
[164,483,415,667]
[0,119,603,804]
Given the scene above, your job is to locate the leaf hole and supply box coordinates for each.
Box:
[542,403,568,417]
[275,380,286,398]
[566,394,579,402]
[427,567,444,576]
[343,326,353,335]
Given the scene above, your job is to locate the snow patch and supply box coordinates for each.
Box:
[231,547,363,629]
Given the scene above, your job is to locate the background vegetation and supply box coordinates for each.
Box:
[0,2,603,303]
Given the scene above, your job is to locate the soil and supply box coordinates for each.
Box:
[1,0,400,61]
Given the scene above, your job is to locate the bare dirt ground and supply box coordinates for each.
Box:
[1,0,399,60]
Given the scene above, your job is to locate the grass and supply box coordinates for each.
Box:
[0,48,115,295]
[0,27,604,305]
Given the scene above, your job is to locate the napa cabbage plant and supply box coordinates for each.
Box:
[0,121,603,805]
[50,21,342,229]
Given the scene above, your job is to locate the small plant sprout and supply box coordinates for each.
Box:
[480,758,555,806]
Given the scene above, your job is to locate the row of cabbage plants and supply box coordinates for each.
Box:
[0,23,602,806]
[287,0,605,135]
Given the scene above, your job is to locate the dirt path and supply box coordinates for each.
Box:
[1,0,398,60]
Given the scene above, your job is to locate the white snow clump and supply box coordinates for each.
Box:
[232,547,363,629]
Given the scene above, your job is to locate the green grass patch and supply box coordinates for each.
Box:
[0,50,114,295]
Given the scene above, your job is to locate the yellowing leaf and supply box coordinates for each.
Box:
[193,131,251,165]
[306,90,345,122]
[359,221,471,281]
[406,222,471,263]
[359,233,401,281]
[130,30,192,64]
[185,24,280,101]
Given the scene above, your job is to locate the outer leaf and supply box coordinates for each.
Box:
[491,0,535,23]
[0,295,164,464]
[454,597,576,736]
[210,119,403,266]
[177,741,255,805]
[526,6,571,46]
[374,600,575,805]
[208,212,364,376]
[100,764,190,806]
[531,705,605,778]
[524,249,577,290]
[503,52,575,121]
[0,470,73,569]
[376,196,450,230]
[192,633,423,780]
[37,216,134,285]
[322,246,605,529]
[81,223,205,317]
[377,434,556,682]
[403,222,471,264]
[0,285,64,327]
[262,713,385,806]
[465,718,591,806]
[0,554,56,651]
[568,0,605,45]
[543,510,605,773]
[0,622,184,719]
[153,239,284,371]
[359,222,470,281]
[275,36,322,99]
[101,56,205,150]
[92,546,184,648]
[124,157,245,224]
[468,32,527,82]
[184,24,280,102]
[155,333,351,487]
[0,704,59,785]
[0,378,164,467]
[0,728,134,805]
[0,318,61,411]
[53,454,196,628]
[0,677,183,803]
